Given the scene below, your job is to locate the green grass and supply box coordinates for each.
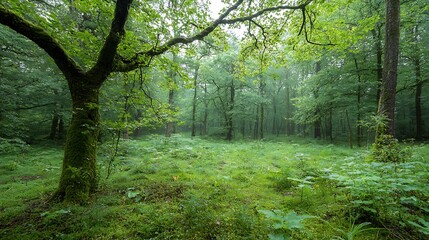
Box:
[1,134,428,239]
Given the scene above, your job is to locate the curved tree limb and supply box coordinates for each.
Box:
[88,0,133,85]
[114,0,314,72]
[1,0,133,86]
[0,5,83,80]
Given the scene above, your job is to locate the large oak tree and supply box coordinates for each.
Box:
[0,0,313,203]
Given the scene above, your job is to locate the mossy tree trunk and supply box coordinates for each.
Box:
[0,0,133,203]
[376,0,400,138]
[53,78,101,203]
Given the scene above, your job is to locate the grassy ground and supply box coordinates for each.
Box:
[0,134,428,239]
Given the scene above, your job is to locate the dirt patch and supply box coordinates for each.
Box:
[142,181,186,202]
[17,175,42,181]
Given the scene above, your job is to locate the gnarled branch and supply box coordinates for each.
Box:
[0,5,83,80]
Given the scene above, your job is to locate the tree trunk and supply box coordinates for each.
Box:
[325,107,333,142]
[53,82,100,203]
[257,76,265,139]
[372,25,383,103]
[200,82,208,136]
[377,0,400,137]
[285,85,292,136]
[254,106,259,139]
[354,57,363,147]
[166,53,178,138]
[260,103,264,139]
[225,78,235,141]
[49,112,60,140]
[413,25,423,140]
[415,63,423,140]
[191,65,199,137]
[314,115,321,139]
[345,110,353,149]
[314,61,322,139]
[58,114,64,139]
[272,97,277,135]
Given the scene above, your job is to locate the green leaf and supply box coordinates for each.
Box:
[268,233,287,240]
[127,191,139,199]
[280,211,316,230]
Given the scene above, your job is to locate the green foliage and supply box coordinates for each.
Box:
[367,114,411,162]
[0,137,29,154]
[0,135,428,239]
[372,134,410,162]
[333,221,375,240]
[326,153,429,235]
[258,209,316,240]
[409,217,429,235]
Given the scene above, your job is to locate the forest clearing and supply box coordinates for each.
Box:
[1,0,429,239]
[1,135,428,239]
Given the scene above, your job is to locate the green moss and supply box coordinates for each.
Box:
[1,135,427,239]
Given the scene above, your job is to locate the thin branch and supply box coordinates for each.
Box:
[299,8,335,46]
[219,0,313,24]
[114,0,314,72]
[145,0,246,57]
[6,102,57,111]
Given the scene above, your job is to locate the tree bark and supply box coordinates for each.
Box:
[49,111,60,140]
[166,53,178,137]
[372,25,383,104]
[53,80,100,203]
[165,87,175,137]
[314,61,321,139]
[254,106,259,139]
[377,0,400,137]
[354,57,362,147]
[191,64,200,137]
[225,77,235,141]
[413,25,423,140]
[272,97,278,135]
[200,82,208,135]
[285,85,291,136]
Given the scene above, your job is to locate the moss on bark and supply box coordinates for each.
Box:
[53,85,100,203]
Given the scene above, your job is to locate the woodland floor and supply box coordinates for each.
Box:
[0,134,428,239]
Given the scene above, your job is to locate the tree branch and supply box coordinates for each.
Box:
[0,5,83,80]
[220,0,313,24]
[88,0,133,84]
[6,102,57,111]
[114,0,314,72]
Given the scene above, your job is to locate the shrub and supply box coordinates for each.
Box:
[0,137,30,154]
[372,134,409,163]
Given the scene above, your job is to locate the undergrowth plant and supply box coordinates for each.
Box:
[332,221,375,240]
[1,135,427,239]
[325,152,429,237]
[367,114,410,163]
[258,209,315,240]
